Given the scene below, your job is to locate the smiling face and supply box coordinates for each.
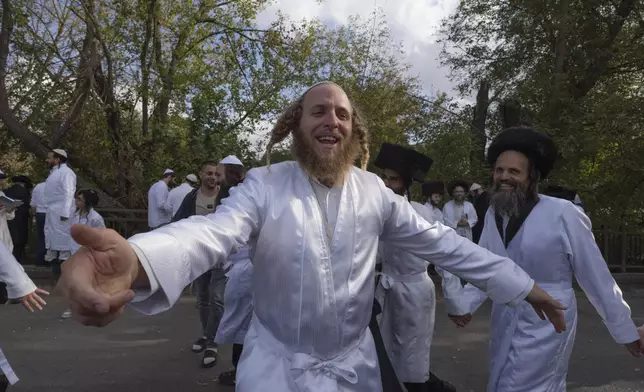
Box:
[430,193,442,206]
[490,150,534,217]
[199,163,219,191]
[292,83,361,186]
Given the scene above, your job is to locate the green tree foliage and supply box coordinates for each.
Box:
[439,0,644,224]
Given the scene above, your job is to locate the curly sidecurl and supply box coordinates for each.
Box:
[264,88,370,170]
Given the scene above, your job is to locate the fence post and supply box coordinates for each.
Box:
[602,225,609,261]
[620,225,627,273]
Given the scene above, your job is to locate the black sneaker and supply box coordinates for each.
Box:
[427,372,456,392]
[191,337,207,353]
[202,347,218,368]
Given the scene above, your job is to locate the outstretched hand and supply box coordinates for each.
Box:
[57,225,143,327]
[20,288,49,312]
[525,284,567,333]
[448,313,472,328]
[626,325,644,357]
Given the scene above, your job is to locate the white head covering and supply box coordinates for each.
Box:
[469,183,482,192]
[185,174,198,183]
[163,168,175,176]
[0,169,5,179]
[219,155,243,166]
[52,149,68,158]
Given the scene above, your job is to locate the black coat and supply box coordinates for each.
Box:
[472,190,490,244]
[4,184,30,246]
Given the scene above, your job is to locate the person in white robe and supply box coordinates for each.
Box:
[43,149,77,272]
[442,180,477,241]
[445,126,643,392]
[58,82,568,392]
[147,169,175,229]
[422,180,445,224]
[439,179,478,299]
[167,174,198,218]
[0,170,15,252]
[0,241,49,391]
[373,142,455,392]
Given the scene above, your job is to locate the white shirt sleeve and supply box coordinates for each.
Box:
[0,242,37,298]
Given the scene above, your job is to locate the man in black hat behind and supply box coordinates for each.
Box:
[373,142,455,392]
[422,181,445,224]
[5,176,32,263]
[444,126,643,392]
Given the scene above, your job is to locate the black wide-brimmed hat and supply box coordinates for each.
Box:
[487,126,558,179]
[543,185,576,201]
[422,180,445,197]
[374,143,433,183]
[448,179,469,195]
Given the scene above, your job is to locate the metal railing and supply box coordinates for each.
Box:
[18,209,644,273]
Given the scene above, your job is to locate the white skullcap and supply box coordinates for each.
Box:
[0,169,5,178]
[163,168,175,175]
[219,155,243,166]
[52,149,68,158]
[186,174,198,183]
[469,183,482,192]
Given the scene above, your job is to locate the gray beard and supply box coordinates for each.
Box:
[490,188,527,218]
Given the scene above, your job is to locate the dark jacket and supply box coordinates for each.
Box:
[472,190,490,244]
[171,189,200,222]
[5,184,31,246]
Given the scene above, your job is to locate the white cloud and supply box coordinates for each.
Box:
[245,0,460,150]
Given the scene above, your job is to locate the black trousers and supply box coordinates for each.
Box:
[35,213,46,265]
[232,343,243,369]
[369,300,404,392]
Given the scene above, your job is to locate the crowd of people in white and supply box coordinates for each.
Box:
[1,82,644,392]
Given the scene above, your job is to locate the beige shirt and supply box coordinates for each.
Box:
[195,190,217,216]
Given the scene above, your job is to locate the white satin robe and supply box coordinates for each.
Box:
[0,190,15,252]
[0,241,37,385]
[215,246,254,345]
[127,161,535,392]
[445,195,639,392]
[44,164,76,251]
[375,199,437,383]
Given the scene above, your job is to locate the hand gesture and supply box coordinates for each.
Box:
[57,225,143,327]
[448,313,472,328]
[20,288,49,312]
[625,339,643,357]
[525,284,567,333]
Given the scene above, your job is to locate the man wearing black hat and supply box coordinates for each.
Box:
[5,176,32,263]
[422,181,445,224]
[374,143,455,392]
[444,126,643,391]
[543,185,585,213]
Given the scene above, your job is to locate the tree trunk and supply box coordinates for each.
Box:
[471,80,489,169]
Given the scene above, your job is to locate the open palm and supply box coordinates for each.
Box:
[58,225,140,327]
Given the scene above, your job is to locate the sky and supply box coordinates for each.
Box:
[244,0,461,149]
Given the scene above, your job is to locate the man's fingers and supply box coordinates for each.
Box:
[36,288,50,296]
[22,299,33,312]
[106,290,135,313]
[33,293,47,308]
[549,299,567,311]
[71,225,108,248]
[30,297,43,311]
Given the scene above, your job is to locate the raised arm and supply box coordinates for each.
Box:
[126,169,265,314]
[563,205,639,345]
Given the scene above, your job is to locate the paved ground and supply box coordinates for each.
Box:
[1,287,643,392]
